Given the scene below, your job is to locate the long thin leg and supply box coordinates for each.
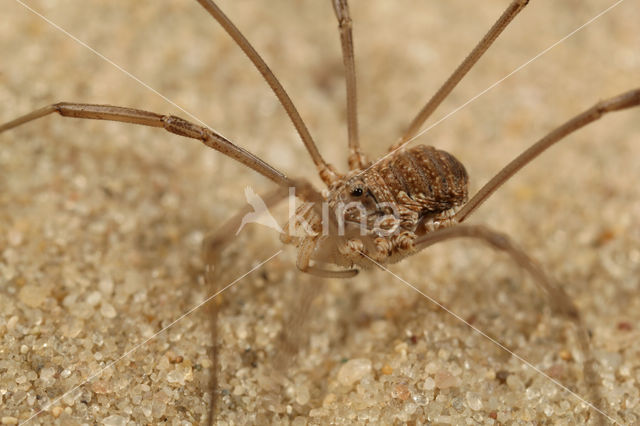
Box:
[202,187,289,422]
[456,88,640,222]
[416,225,577,316]
[195,0,339,185]
[0,102,324,199]
[332,0,364,170]
[390,0,530,151]
[414,224,604,422]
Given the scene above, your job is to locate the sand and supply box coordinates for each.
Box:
[1,0,639,424]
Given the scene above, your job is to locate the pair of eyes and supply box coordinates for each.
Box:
[350,187,364,197]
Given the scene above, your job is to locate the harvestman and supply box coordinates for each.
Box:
[2,0,638,422]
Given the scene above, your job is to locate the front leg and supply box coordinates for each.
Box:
[0,102,297,188]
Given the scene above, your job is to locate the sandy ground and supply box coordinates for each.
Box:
[1,0,639,424]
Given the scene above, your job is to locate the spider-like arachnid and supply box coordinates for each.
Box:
[1,0,639,424]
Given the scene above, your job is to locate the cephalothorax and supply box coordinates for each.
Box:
[2,0,638,423]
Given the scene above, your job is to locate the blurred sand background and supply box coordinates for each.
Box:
[1,0,639,424]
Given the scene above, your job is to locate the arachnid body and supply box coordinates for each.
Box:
[1,1,639,424]
[282,144,469,271]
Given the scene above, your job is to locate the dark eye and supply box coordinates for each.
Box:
[350,187,364,197]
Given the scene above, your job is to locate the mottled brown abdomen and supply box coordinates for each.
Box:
[362,145,468,214]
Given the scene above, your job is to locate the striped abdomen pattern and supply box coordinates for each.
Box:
[362,145,468,215]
